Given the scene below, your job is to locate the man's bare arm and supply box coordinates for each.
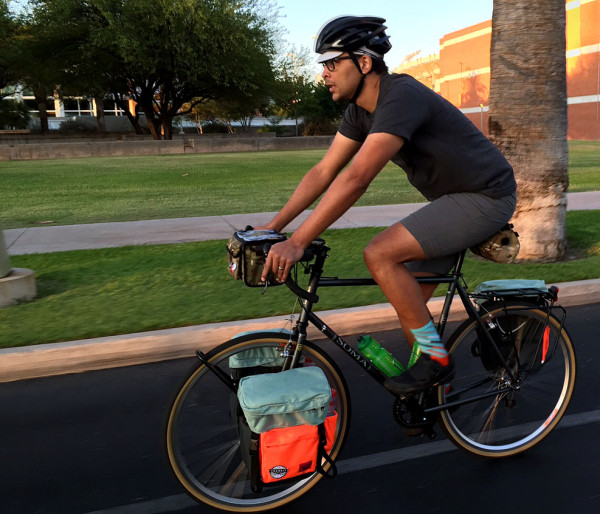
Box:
[260,133,362,232]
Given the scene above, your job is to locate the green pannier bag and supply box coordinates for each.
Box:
[474,279,548,297]
[237,367,331,433]
[229,346,287,370]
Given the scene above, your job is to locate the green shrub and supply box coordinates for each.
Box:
[58,119,95,133]
[0,99,30,129]
[201,120,232,133]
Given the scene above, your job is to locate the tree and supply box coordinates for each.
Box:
[0,98,30,128]
[10,0,89,133]
[298,79,346,135]
[24,0,147,134]
[270,49,345,136]
[14,24,60,133]
[0,0,19,97]
[84,0,278,139]
[488,0,568,261]
[20,0,278,138]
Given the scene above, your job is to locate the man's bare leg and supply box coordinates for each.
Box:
[363,223,432,335]
[363,223,453,394]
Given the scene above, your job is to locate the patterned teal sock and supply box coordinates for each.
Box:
[410,320,449,365]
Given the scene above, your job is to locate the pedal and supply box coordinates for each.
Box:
[425,427,437,440]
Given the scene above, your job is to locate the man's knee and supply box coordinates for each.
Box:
[363,234,405,271]
[363,240,382,270]
[364,226,424,270]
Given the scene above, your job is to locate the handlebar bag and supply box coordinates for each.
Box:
[226,229,287,287]
[237,367,337,488]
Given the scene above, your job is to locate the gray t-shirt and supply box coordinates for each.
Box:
[338,73,516,201]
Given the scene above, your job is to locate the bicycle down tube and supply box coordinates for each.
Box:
[286,248,518,389]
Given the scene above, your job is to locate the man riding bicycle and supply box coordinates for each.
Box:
[259,16,517,394]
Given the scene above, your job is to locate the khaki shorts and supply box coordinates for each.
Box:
[403,191,517,275]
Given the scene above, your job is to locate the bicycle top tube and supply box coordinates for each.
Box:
[282,236,467,304]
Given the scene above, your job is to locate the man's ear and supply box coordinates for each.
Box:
[359,55,373,74]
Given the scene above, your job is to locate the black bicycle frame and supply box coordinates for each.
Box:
[286,248,518,392]
[198,245,523,411]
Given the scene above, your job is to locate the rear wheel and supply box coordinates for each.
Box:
[439,303,576,457]
[166,332,351,512]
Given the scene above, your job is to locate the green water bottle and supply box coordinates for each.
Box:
[407,342,422,368]
[357,335,405,377]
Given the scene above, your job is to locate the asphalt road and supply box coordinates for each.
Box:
[1,303,599,514]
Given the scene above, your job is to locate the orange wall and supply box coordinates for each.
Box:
[396,1,600,140]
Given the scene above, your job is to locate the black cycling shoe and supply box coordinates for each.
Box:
[384,354,455,396]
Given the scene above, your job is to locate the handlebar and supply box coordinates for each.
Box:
[263,237,328,304]
[284,276,319,304]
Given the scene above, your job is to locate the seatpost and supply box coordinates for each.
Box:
[437,250,466,338]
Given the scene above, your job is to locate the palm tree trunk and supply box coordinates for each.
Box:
[488,0,568,261]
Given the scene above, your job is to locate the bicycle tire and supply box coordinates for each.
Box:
[166,332,351,512]
[439,302,576,457]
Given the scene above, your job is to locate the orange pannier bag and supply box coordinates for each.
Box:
[236,367,338,490]
[259,412,337,483]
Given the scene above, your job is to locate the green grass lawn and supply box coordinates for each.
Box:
[0,150,425,229]
[568,140,600,191]
[2,139,599,229]
[1,142,599,348]
[2,210,599,349]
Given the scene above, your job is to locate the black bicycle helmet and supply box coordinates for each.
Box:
[314,16,391,60]
[315,16,391,103]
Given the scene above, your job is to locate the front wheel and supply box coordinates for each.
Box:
[166,332,351,512]
[439,303,576,457]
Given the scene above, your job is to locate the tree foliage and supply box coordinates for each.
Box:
[17,0,279,138]
[0,98,30,128]
[271,49,345,135]
[4,0,340,137]
[98,0,279,138]
[0,0,20,97]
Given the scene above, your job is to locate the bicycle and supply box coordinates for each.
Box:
[166,236,576,512]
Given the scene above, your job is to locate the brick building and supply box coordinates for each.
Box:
[395,0,600,140]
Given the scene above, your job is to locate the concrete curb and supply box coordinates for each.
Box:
[2,278,599,383]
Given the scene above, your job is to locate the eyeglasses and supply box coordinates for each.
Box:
[321,55,353,72]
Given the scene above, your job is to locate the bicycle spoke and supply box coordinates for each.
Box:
[439,304,575,457]
[222,462,249,498]
[166,336,350,511]
[198,441,241,488]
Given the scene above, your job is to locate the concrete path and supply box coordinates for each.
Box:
[1,191,599,382]
[6,191,600,256]
[4,203,428,255]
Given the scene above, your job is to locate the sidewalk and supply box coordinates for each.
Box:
[1,191,599,382]
[4,203,428,255]
[6,191,600,255]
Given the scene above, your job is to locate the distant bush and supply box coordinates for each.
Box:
[258,124,285,136]
[302,120,338,136]
[201,121,232,134]
[58,119,95,133]
[0,99,30,129]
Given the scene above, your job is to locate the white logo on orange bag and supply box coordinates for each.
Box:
[270,466,288,479]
